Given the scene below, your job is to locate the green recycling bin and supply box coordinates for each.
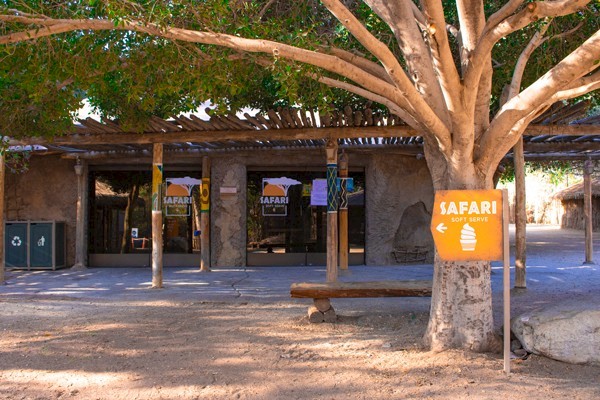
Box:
[5,222,28,269]
[29,221,66,269]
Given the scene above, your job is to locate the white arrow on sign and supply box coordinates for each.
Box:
[436,223,447,234]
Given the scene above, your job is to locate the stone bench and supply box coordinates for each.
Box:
[290,280,433,323]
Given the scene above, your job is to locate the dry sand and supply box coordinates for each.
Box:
[1,296,599,400]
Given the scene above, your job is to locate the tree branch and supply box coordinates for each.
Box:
[549,70,600,102]
[362,0,450,127]
[476,29,600,171]
[483,0,524,35]
[0,12,453,151]
[456,0,486,50]
[257,0,277,20]
[507,20,552,102]
[419,0,462,115]
[323,47,394,85]
[464,0,591,112]
[319,0,452,148]
[319,1,420,98]
[315,75,422,130]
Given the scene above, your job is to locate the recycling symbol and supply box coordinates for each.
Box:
[11,236,22,247]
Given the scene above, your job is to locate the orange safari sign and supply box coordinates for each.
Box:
[430,190,505,261]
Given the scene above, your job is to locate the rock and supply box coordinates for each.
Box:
[323,307,336,323]
[511,301,600,365]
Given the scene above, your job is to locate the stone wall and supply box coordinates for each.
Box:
[210,157,247,267]
[3,149,435,268]
[207,149,434,267]
[5,155,78,266]
[365,154,434,265]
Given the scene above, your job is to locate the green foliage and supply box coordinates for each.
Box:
[499,160,581,186]
[97,170,150,195]
[0,0,598,138]
[490,3,600,111]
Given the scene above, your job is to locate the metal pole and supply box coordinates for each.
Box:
[502,189,511,375]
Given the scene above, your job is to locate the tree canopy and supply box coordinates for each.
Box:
[2,1,597,137]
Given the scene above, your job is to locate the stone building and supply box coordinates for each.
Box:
[4,110,436,269]
[5,106,599,271]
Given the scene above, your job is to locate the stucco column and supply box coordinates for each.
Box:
[152,143,164,288]
[72,158,88,269]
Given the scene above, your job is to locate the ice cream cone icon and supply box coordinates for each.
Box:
[460,223,477,251]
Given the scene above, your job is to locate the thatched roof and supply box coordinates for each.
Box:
[95,180,123,197]
[553,178,600,201]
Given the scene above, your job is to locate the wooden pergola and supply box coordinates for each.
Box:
[2,104,598,286]
[8,105,600,159]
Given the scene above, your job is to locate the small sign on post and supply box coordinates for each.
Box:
[430,189,511,374]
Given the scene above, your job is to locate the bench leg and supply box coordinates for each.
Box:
[307,298,336,323]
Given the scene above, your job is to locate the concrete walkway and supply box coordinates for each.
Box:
[1,225,599,316]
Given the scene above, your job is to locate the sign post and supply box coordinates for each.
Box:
[430,189,511,374]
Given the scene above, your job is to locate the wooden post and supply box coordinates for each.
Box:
[513,137,527,288]
[338,151,349,270]
[73,159,88,269]
[152,143,164,288]
[200,156,211,272]
[584,159,594,264]
[0,153,4,283]
[502,189,511,375]
[326,139,339,282]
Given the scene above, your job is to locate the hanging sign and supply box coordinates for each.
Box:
[261,177,301,216]
[164,176,202,216]
[310,179,327,206]
[201,178,210,212]
[152,164,163,211]
[430,189,504,261]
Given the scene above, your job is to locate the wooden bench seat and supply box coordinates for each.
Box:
[290,280,433,298]
[290,280,433,323]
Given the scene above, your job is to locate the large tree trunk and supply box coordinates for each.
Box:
[423,154,500,352]
[425,258,497,352]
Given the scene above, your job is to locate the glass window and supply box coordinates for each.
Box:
[247,170,365,255]
[89,169,202,254]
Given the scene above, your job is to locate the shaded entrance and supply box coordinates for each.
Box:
[88,168,202,267]
[247,169,365,266]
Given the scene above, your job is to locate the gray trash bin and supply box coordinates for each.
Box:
[5,222,29,269]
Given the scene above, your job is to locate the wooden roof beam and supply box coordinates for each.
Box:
[8,124,600,147]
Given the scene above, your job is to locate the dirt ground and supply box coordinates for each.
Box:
[1,296,599,400]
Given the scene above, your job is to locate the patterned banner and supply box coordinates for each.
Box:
[326,163,338,212]
[201,177,210,212]
[339,177,348,210]
[152,163,163,211]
